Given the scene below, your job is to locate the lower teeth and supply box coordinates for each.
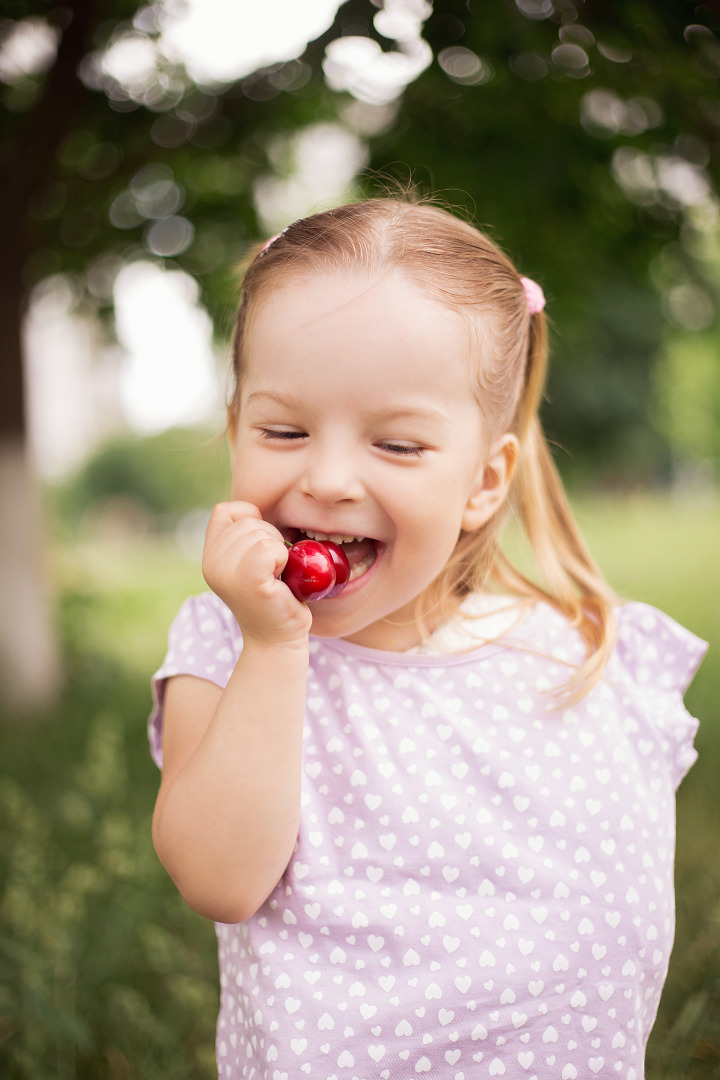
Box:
[348,551,375,582]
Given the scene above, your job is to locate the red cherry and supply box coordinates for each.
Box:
[282,539,337,602]
[322,541,350,597]
[281,538,351,602]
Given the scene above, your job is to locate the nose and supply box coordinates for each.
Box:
[299,440,365,505]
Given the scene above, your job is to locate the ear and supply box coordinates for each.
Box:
[461,433,518,533]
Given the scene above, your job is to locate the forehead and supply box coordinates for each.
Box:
[244,269,472,381]
[257,265,456,318]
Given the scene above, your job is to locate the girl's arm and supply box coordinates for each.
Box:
[152,502,312,924]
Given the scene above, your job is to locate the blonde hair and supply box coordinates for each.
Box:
[229,198,616,700]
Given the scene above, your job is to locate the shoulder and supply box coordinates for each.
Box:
[611,601,707,695]
[513,597,707,696]
[605,601,707,790]
[160,592,242,676]
[149,593,242,768]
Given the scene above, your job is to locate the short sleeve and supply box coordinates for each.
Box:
[148,593,242,768]
[614,601,708,789]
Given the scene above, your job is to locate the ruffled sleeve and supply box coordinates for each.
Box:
[148,593,242,768]
[614,601,708,789]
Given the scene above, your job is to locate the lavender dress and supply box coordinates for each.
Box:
[150,593,706,1080]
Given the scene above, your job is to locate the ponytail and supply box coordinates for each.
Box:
[491,312,617,703]
[493,417,616,701]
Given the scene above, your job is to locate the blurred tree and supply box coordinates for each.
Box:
[53,426,231,530]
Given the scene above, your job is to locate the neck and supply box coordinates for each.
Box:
[340,593,455,652]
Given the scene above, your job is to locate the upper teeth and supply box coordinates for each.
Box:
[304,530,364,544]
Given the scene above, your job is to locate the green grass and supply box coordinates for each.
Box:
[0,493,717,1078]
[0,539,217,1079]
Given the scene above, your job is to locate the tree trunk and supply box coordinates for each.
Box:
[0,253,62,713]
[0,1,100,714]
[0,438,63,714]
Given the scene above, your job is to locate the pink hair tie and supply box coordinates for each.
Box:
[259,232,282,256]
[520,276,545,315]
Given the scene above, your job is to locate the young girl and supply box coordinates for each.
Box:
[149,199,706,1080]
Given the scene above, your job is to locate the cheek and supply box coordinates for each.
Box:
[231,431,280,481]
[391,506,462,571]
[230,473,246,501]
[230,444,267,502]
[393,474,473,533]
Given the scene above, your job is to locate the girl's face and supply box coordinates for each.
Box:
[230,270,516,650]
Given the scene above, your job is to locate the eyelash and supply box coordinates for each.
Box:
[259,429,307,442]
[377,442,425,458]
[258,430,425,458]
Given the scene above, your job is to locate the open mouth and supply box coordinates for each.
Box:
[286,528,379,583]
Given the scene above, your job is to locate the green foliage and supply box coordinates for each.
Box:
[0,493,718,1077]
[1,0,342,328]
[654,331,720,468]
[52,426,232,532]
[0,568,217,1078]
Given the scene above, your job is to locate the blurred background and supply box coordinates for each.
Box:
[1,1,719,1076]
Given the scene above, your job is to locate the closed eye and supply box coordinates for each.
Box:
[259,428,308,442]
[377,442,425,458]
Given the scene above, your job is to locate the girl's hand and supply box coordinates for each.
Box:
[202,502,312,646]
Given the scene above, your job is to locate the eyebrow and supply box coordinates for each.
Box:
[370,405,449,425]
[244,390,305,411]
[244,391,449,426]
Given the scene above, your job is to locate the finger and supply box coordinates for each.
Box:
[204,501,262,548]
[203,523,288,600]
[244,534,290,587]
[205,517,284,570]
